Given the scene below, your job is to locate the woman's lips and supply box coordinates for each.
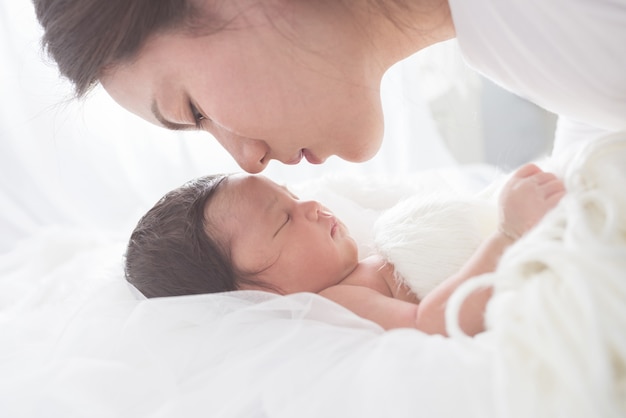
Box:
[302,149,323,164]
[284,149,324,165]
[285,150,303,165]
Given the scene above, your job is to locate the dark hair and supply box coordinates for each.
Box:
[33,0,430,99]
[125,174,242,298]
[33,0,214,97]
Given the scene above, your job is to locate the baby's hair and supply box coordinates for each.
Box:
[125,174,237,298]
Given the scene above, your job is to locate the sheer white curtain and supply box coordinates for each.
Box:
[0,1,457,253]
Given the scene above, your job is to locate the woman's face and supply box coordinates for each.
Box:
[101,1,385,173]
[207,174,359,294]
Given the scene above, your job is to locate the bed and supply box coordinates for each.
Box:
[2,3,626,418]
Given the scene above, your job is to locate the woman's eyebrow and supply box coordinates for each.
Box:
[150,99,194,131]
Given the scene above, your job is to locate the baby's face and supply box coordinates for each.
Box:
[206,174,358,294]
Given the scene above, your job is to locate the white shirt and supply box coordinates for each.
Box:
[448,0,626,153]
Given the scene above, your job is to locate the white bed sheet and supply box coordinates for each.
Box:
[3,132,626,418]
[1,169,500,418]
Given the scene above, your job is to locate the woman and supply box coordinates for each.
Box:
[34,0,626,173]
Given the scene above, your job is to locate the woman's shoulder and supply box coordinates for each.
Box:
[448,0,626,130]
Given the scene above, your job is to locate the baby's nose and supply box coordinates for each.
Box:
[318,209,333,218]
[302,201,326,221]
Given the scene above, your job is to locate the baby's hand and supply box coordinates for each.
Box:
[498,163,565,240]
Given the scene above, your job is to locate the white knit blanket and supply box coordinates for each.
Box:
[479,133,626,418]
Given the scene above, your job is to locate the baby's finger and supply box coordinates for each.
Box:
[531,171,559,185]
[542,179,566,199]
[544,185,566,208]
[514,163,542,178]
[546,189,566,208]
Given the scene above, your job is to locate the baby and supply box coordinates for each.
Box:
[125,164,565,336]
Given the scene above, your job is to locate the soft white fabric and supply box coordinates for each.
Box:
[449,0,626,152]
[373,194,497,299]
[2,137,625,417]
[0,168,500,418]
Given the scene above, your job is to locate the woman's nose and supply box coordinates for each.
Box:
[213,127,270,174]
[233,146,270,174]
[232,139,270,174]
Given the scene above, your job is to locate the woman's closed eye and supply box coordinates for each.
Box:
[189,101,208,128]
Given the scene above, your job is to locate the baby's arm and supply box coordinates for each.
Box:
[414,163,565,336]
